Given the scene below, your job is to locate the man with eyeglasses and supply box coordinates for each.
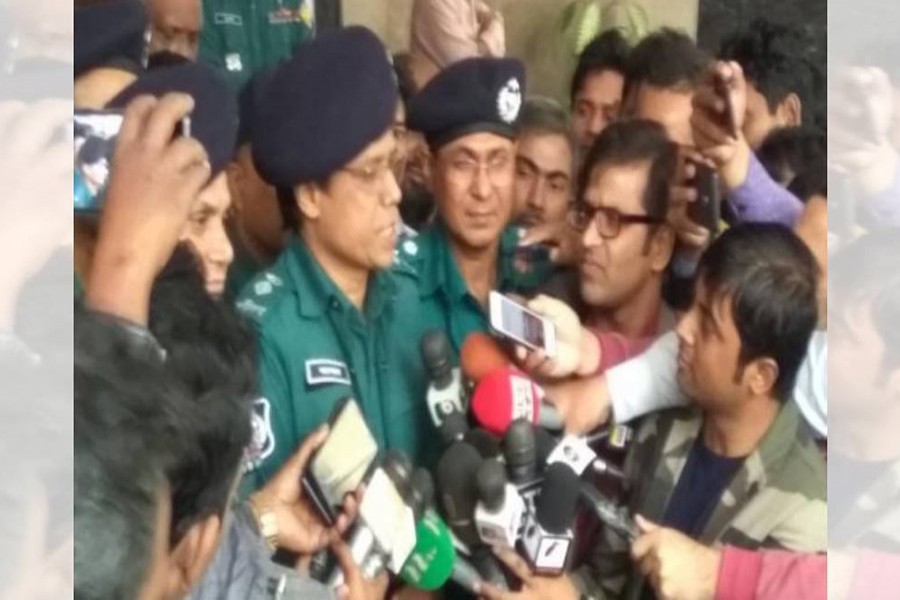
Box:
[236,27,436,490]
[400,57,552,355]
[566,119,679,372]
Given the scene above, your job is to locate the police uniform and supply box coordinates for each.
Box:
[403,58,553,356]
[237,28,436,489]
[199,0,315,90]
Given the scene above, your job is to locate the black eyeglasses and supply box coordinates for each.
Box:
[568,205,664,239]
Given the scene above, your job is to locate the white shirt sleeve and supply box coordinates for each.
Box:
[606,330,688,423]
[792,330,827,438]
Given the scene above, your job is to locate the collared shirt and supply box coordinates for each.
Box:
[236,237,435,489]
[199,0,315,90]
[396,221,550,358]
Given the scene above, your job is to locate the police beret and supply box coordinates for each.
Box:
[75,0,147,78]
[252,26,398,188]
[236,67,276,148]
[407,57,526,149]
[108,63,239,178]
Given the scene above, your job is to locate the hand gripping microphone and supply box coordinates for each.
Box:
[421,330,466,427]
[520,462,580,576]
[474,458,526,548]
[471,368,563,436]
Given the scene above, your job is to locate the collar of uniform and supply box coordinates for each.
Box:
[416,221,519,299]
[284,237,394,321]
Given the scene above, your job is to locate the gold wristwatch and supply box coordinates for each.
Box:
[249,494,279,553]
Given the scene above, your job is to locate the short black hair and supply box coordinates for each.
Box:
[757,126,826,189]
[720,18,817,125]
[75,309,186,599]
[787,161,827,203]
[570,29,631,104]
[831,231,900,378]
[149,246,256,544]
[577,119,677,221]
[624,28,709,99]
[697,224,818,401]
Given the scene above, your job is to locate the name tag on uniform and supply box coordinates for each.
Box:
[214,12,243,26]
[268,6,302,24]
[305,359,352,386]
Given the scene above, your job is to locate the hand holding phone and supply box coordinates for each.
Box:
[489,291,557,358]
[302,398,379,526]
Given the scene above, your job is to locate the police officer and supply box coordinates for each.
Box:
[401,57,550,355]
[237,27,435,488]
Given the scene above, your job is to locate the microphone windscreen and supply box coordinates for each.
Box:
[460,332,511,383]
[421,330,454,383]
[399,510,457,590]
[471,369,542,436]
[536,463,580,534]
[464,428,502,459]
[410,468,435,518]
[435,441,483,545]
[438,411,469,446]
[534,427,557,469]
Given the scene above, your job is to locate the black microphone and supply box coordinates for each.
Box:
[438,410,469,447]
[465,427,502,459]
[520,462,579,576]
[409,468,435,519]
[534,427,557,471]
[502,418,537,486]
[435,441,484,547]
[422,330,465,428]
[474,458,526,547]
[578,482,638,541]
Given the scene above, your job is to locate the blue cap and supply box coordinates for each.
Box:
[407,57,526,149]
[252,26,398,187]
[108,63,238,178]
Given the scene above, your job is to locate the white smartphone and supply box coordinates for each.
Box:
[488,291,557,357]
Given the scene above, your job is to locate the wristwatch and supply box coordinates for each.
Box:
[249,494,279,553]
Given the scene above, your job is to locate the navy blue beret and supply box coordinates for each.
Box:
[107,63,239,178]
[236,67,276,148]
[252,26,398,187]
[75,0,147,78]
[407,57,526,149]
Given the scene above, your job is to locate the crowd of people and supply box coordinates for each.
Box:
[63,0,899,598]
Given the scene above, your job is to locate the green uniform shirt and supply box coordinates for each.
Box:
[225,244,267,302]
[236,237,436,490]
[199,0,314,90]
[396,222,553,358]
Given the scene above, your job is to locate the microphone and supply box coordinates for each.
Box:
[465,428,502,459]
[471,368,563,436]
[422,330,466,428]
[578,482,639,541]
[399,510,486,594]
[435,441,484,547]
[474,459,526,548]
[438,410,469,447]
[520,462,579,576]
[544,433,627,482]
[502,418,537,486]
[534,427,557,471]
[409,468,435,520]
[460,332,512,383]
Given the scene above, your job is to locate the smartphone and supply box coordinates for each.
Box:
[74,109,191,213]
[689,161,721,236]
[302,397,379,525]
[488,291,556,357]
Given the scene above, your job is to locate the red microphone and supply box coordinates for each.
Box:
[471,368,562,436]
[460,333,512,384]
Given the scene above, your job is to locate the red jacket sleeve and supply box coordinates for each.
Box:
[715,546,825,600]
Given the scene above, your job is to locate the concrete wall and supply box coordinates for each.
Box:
[342,0,699,102]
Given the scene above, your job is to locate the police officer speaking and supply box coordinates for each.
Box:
[237,27,435,489]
